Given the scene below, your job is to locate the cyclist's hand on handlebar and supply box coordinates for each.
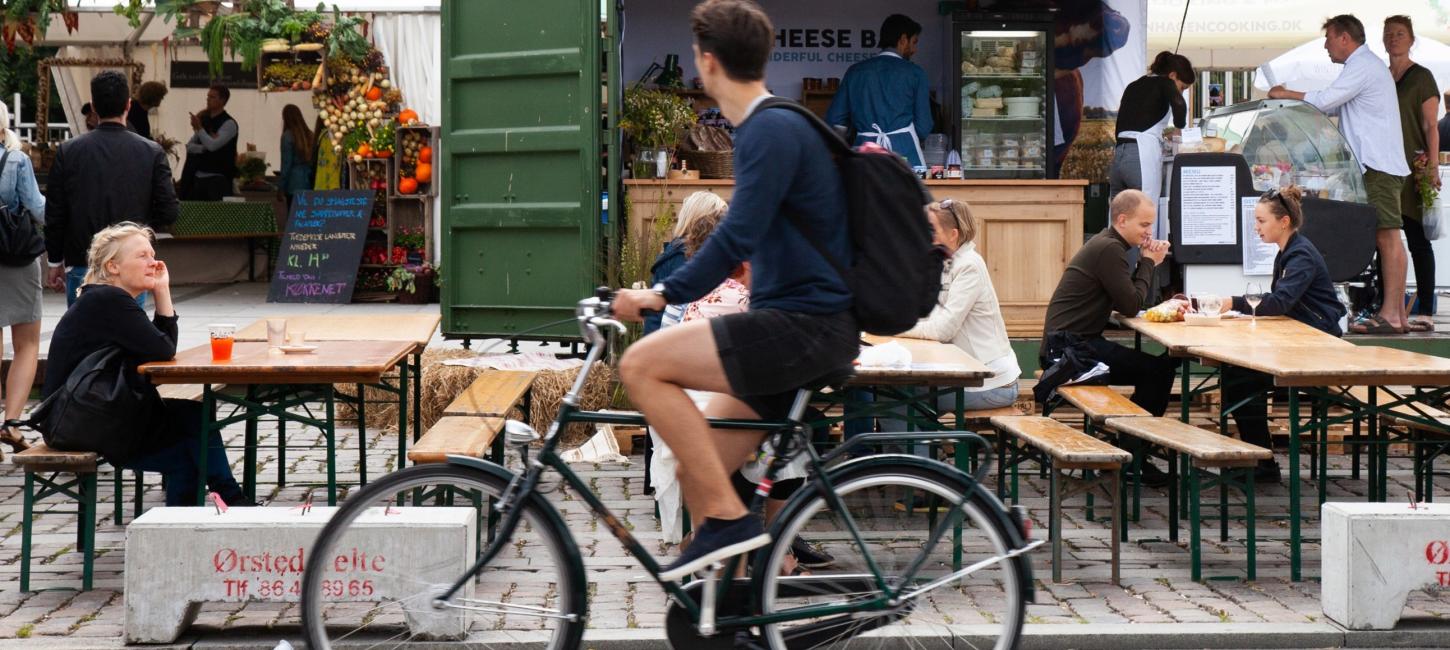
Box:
[613,288,666,323]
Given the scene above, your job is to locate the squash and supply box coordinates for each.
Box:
[398,177,419,194]
[414,163,432,183]
[397,109,419,126]
[365,86,383,102]
[419,146,432,164]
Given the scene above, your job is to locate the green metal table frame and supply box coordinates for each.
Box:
[192,352,420,507]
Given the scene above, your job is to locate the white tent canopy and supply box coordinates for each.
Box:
[1254,36,1450,117]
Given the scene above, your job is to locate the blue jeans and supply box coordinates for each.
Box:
[880,381,1021,457]
[65,266,146,309]
[119,399,241,506]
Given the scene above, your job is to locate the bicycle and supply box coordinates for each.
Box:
[299,290,1040,649]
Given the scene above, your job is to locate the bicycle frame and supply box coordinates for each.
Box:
[432,296,1024,633]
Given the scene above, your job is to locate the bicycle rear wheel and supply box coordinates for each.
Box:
[299,463,585,650]
[756,461,1027,650]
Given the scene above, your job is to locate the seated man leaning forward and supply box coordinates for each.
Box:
[612,0,857,582]
[1040,188,1178,484]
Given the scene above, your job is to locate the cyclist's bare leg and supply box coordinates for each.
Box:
[619,319,757,521]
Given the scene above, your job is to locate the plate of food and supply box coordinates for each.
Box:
[278,344,319,354]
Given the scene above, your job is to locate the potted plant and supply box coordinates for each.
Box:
[394,227,425,264]
[235,153,269,190]
[384,265,415,300]
[619,85,696,178]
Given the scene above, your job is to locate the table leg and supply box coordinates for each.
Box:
[1368,387,1380,502]
[326,385,338,506]
[1190,463,1201,582]
[1180,359,1191,423]
[197,385,218,505]
[1167,450,1179,543]
[398,361,410,464]
[244,386,258,502]
[1288,389,1302,582]
[357,383,368,486]
[1245,467,1256,582]
[412,353,423,444]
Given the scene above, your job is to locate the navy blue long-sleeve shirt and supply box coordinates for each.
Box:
[1231,232,1344,336]
[661,103,852,314]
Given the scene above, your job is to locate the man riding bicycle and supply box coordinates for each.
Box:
[612,0,858,581]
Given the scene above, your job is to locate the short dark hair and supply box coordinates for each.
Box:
[1323,14,1366,45]
[691,0,772,82]
[209,84,231,104]
[80,102,92,116]
[90,71,129,119]
[879,14,922,50]
[136,81,168,109]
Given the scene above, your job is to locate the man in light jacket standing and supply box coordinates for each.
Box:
[1269,14,1411,334]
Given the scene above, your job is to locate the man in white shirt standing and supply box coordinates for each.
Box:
[1269,14,1411,334]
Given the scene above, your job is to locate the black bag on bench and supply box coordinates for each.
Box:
[22,345,157,463]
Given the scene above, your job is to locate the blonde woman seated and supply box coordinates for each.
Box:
[884,199,1021,434]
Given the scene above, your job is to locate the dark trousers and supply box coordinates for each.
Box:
[182,174,234,201]
[1404,215,1437,317]
[1221,366,1274,450]
[1086,338,1177,417]
[118,399,242,506]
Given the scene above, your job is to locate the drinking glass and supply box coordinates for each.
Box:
[266,318,287,348]
[208,323,236,362]
[1245,282,1264,320]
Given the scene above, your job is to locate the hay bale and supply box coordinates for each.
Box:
[335,349,614,449]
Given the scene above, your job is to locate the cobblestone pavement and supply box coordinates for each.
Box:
[4,414,1450,643]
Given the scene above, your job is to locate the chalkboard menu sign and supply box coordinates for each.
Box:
[170,61,255,89]
[268,190,372,303]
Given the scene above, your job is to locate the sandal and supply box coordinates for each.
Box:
[1349,316,1405,335]
[1408,318,1435,333]
[0,421,30,460]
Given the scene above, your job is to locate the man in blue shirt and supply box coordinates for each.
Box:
[825,14,934,168]
[613,0,857,581]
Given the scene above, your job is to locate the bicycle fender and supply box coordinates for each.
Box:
[763,455,1036,604]
[440,455,592,612]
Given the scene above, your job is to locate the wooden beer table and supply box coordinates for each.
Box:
[1187,344,1450,581]
[140,340,415,506]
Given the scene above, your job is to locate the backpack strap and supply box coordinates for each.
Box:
[752,99,853,284]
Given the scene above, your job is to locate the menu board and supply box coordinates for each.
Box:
[1242,197,1278,276]
[1179,166,1238,246]
[267,190,372,303]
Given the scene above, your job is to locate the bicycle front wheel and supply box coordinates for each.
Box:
[299,463,586,650]
[756,461,1027,650]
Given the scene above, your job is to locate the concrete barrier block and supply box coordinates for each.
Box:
[1322,501,1450,630]
[124,506,475,643]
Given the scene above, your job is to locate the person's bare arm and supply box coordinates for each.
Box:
[1423,95,1441,189]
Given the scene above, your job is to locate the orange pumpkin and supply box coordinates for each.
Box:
[397,109,419,125]
[419,146,432,164]
[398,177,419,194]
[365,86,383,101]
[356,142,372,157]
[373,148,392,159]
[414,163,432,183]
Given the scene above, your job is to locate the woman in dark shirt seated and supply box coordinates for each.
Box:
[1218,185,1345,483]
[44,222,245,506]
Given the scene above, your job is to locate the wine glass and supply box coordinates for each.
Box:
[1245,282,1264,321]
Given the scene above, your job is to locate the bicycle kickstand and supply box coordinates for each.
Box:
[699,562,723,636]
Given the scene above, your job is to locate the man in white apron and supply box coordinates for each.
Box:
[825,14,934,168]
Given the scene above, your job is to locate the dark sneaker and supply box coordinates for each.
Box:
[1253,460,1282,484]
[790,538,835,569]
[1137,462,1170,488]
[659,515,770,582]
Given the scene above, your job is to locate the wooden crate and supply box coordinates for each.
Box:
[393,125,440,198]
[257,49,326,93]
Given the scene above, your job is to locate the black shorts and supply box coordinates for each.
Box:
[709,308,858,419]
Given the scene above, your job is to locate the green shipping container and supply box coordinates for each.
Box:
[441,0,613,341]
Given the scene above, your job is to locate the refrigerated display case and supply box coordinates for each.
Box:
[952,11,1055,179]
[1196,99,1367,203]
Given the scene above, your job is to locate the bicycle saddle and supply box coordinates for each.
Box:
[800,366,855,392]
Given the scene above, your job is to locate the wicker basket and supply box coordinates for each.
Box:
[677,149,734,179]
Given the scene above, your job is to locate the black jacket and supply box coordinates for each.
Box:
[1231,232,1345,336]
[126,108,151,141]
[44,123,180,267]
[43,284,177,401]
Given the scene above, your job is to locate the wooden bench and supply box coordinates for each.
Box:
[1054,385,1151,429]
[1104,416,1272,581]
[1342,387,1450,501]
[992,416,1132,584]
[443,370,538,419]
[12,444,102,592]
[407,416,504,465]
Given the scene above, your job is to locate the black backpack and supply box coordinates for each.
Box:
[0,149,44,267]
[758,98,946,335]
[21,346,158,464]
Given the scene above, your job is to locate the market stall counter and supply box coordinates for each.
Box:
[158,200,281,282]
[625,177,1085,337]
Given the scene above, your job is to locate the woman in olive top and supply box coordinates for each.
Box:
[1220,186,1345,482]
[1384,15,1439,332]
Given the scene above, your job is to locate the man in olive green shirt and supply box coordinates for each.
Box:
[1041,190,1178,482]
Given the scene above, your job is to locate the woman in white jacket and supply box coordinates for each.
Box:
[896,199,1021,411]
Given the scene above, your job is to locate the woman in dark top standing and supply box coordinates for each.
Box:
[1218,186,1345,483]
[1108,51,1194,202]
[44,223,245,506]
[1384,15,1439,332]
